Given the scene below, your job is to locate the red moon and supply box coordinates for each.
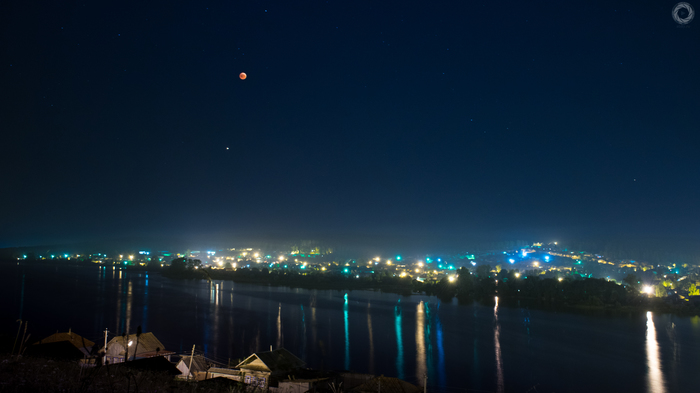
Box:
[239,72,247,80]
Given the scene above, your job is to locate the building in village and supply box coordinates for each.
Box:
[175,355,225,381]
[274,369,335,393]
[104,332,174,364]
[26,330,98,364]
[234,348,307,389]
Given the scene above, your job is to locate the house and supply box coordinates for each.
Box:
[104,332,174,364]
[208,367,243,381]
[107,356,182,376]
[349,375,422,393]
[276,369,335,393]
[26,330,97,364]
[235,348,306,389]
[25,340,87,361]
[175,355,225,381]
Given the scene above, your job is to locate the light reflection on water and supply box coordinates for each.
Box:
[646,311,666,393]
[494,296,504,393]
[416,301,426,381]
[395,300,404,380]
[344,293,350,370]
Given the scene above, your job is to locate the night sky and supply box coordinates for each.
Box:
[1,0,699,251]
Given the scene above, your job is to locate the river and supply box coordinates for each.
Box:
[2,262,699,392]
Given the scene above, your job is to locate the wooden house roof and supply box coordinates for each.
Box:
[35,331,95,350]
[178,355,223,373]
[24,340,86,360]
[106,332,167,356]
[236,348,306,373]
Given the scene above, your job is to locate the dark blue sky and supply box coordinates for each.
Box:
[1,0,699,250]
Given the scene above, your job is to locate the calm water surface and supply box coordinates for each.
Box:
[2,263,700,393]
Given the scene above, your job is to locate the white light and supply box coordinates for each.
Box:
[509,259,515,263]
[643,285,653,295]
[128,341,133,346]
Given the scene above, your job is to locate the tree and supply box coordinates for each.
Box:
[170,258,187,271]
[688,283,700,297]
[476,264,491,279]
[622,274,641,292]
[186,259,202,270]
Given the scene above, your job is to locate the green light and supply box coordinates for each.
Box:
[344,268,349,273]
[396,255,402,261]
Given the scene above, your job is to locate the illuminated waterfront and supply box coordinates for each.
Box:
[2,262,700,392]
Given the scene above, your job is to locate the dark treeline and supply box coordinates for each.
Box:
[423,267,700,315]
[163,260,700,315]
[162,258,418,295]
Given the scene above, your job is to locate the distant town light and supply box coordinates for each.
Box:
[643,285,653,295]
[448,275,455,283]
[509,259,515,263]
[128,341,133,347]
[558,277,563,282]
[545,256,550,261]
[515,273,520,278]
[396,255,401,261]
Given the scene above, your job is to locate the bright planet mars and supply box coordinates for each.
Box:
[239,72,247,80]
